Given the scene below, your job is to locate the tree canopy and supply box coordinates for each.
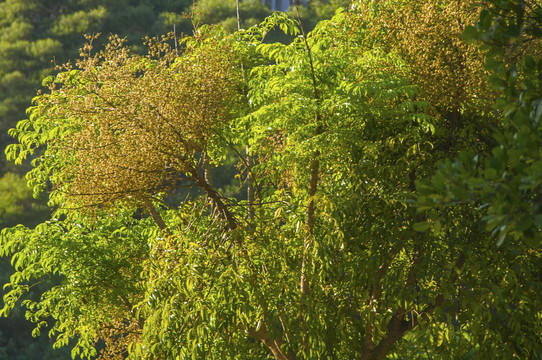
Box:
[0,2,354,358]
[1,1,541,360]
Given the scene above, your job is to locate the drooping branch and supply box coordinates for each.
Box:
[360,306,412,360]
[363,253,396,353]
[418,252,466,318]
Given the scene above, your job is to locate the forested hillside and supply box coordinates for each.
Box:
[0,0,541,359]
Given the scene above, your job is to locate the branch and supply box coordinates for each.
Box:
[191,168,237,230]
[363,253,396,353]
[300,154,320,294]
[243,323,296,360]
[418,252,466,319]
[359,252,467,360]
[209,128,262,205]
[294,4,324,297]
[142,197,170,235]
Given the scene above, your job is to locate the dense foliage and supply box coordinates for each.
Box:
[1,0,541,360]
[0,1,348,358]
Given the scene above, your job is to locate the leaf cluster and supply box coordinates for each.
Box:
[7,30,243,211]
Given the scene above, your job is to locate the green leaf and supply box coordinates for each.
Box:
[412,221,431,232]
[479,9,493,29]
[523,55,536,73]
[462,26,480,42]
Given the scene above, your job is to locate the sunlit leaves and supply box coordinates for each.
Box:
[0,206,149,359]
[8,30,243,210]
[1,3,541,360]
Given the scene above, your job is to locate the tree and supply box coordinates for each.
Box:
[412,0,542,357]
[0,0,189,176]
[0,2,357,358]
[1,2,541,360]
[0,0,342,177]
[416,0,542,248]
[22,31,241,212]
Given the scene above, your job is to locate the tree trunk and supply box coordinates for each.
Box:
[359,312,411,360]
